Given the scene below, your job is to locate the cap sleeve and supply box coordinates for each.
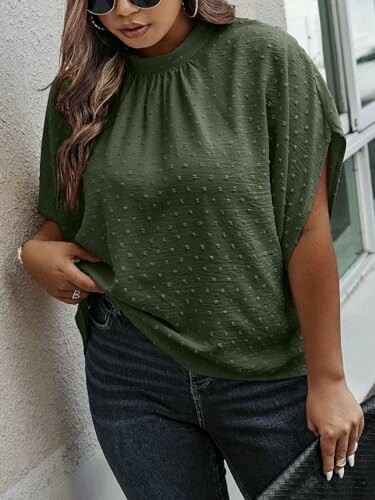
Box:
[37,83,83,240]
[267,34,347,270]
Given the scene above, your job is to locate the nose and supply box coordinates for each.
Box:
[114,0,141,15]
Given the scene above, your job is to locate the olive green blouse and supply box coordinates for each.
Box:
[37,16,346,380]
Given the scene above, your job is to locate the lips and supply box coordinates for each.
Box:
[120,24,150,38]
[122,23,146,30]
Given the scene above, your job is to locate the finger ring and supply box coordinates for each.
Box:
[335,457,347,467]
[72,289,81,300]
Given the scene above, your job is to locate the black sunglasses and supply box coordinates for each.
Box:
[88,0,161,16]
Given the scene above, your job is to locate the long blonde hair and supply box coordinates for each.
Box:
[39,0,236,215]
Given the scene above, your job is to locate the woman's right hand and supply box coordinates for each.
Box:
[21,239,105,304]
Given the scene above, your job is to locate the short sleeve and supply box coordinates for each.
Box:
[267,33,347,270]
[37,83,83,241]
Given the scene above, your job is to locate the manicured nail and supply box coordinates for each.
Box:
[348,453,355,467]
[354,441,358,452]
[337,467,345,479]
[325,471,333,481]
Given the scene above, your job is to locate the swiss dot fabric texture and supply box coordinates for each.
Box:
[37,17,346,380]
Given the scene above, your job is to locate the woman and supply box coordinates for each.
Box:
[19,0,364,498]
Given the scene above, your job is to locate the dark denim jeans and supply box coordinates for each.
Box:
[84,292,317,500]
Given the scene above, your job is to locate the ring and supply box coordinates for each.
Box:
[335,457,347,467]
[72,289,81,300]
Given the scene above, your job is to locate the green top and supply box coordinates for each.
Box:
[37,16,346,380]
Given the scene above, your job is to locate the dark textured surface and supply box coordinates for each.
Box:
[257,393,375,499]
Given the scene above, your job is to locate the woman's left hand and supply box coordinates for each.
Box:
[306,376,365,480]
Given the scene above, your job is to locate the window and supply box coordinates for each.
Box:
[284,0,326,79]
[369,139,375,211]
[332,157,363,276]
[284,0,375,278]
[347,0,375,108]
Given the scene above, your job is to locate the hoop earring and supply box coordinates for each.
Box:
[182,0,199,18]
[89,13,107,31]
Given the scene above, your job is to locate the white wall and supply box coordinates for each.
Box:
[1,1,100,498]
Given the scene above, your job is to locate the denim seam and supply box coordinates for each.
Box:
[189,373,206,428]
[207,439,227,500]
[195,377,213,390]
[209,436,252,500]
[88,298,116,331]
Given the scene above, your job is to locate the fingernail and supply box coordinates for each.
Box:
[354,441,358,452]
[337,467,345,479]
[348,454,355,467]
[325,471,333,481]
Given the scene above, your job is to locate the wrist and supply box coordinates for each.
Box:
[17,238,44,267]
[307,369,346,388]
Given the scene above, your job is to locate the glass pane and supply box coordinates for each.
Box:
[284,0,327,81]
[348,0,375,107]
[284,0,364,276]
[369,139,375,211]
[332,157,363,277]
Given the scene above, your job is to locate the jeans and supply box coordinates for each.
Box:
[84,292,317,500]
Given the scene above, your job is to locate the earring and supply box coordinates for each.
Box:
[182,0,199,18]
[90,13,107,31]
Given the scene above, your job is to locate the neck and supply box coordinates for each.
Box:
[130,14,198,59]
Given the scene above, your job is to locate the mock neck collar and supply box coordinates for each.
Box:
[124,18,216,74]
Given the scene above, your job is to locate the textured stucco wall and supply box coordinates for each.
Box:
[1,1,99,499]
[1,1,286,499]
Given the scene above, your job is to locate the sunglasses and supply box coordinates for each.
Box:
[88,0,161,16]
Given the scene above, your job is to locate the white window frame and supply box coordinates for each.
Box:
[335,0,375,132]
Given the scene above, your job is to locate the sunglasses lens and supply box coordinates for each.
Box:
[88,0,114,15]
[88,0,159,14]
[132,0,160,5]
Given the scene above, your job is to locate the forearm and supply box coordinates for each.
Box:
[287,227,345,386]
[21,219,64,270]
[30,219,64,242]
[23,220,64,257]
